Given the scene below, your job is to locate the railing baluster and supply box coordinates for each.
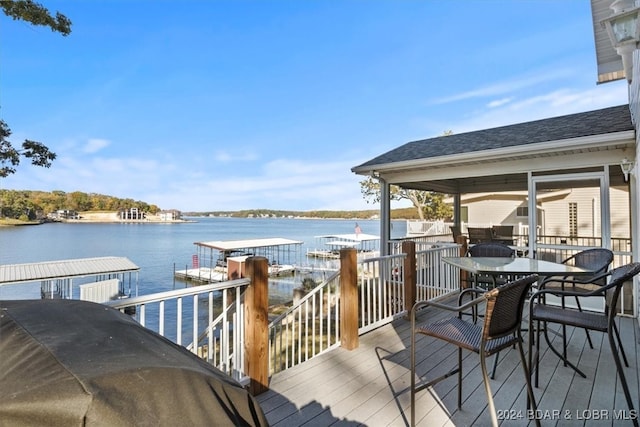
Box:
[176,297,182,345]
[207,292,213,363]
[139,304,146,327]
[192,294,198,354]
[159,300,165,336]
[222,289,228,374]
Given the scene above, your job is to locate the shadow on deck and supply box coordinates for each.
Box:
[256,301,640,426]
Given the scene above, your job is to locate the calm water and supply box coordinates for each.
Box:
[0,217,407,302]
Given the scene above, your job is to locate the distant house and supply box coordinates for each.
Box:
[51,209,80,220]
[120,208,146,220]
[159,210,182,221]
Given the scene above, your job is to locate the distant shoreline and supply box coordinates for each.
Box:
[1,211,410,226]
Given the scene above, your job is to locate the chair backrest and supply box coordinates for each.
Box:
[491,225,513,238]
[467,227,494,244]
[564,248,614,285]
[467,242,515,258]
[483,275,538,340]
[601,262,640,315]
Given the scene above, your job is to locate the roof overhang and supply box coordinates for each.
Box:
[592,0,627,83]
[353,130,635,194]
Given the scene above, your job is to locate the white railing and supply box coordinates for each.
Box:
[267,245,461,374]
[268,271,341,375]
[406,220,449,236]
[106,278,251,382]
[106,245,464,379]
[415,244,461,301]
[358,253,406,334]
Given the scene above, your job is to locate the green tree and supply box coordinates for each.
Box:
[359,130,454,221]
[0,121,57,177]
[0,0,71,35]
[0,1,71,178]
[359,176,452,221]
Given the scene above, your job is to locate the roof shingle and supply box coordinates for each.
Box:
[354,104,632,170]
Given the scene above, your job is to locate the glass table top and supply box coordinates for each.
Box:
[442,257,593,276]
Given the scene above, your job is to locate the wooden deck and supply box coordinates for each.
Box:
[256,302,640,426]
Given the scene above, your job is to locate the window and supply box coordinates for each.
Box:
[516,206,528,217]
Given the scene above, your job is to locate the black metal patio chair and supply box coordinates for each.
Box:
[467,241,515,258]
[466,242,516,289]
[467,227,494,244]
[536,248,614,355]
[528,262,640,427]
[491,225,514,245]
[410,275,540,427]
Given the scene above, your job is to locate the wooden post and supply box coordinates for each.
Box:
[340,248,358,350]
[244,256,269,395]
[402,240,416,313]
[456,235,469,289]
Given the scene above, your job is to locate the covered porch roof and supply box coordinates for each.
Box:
[352,105,635,194]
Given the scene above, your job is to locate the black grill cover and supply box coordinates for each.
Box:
[0,299,268,427]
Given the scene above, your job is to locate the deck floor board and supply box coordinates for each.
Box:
[257,301,640,426]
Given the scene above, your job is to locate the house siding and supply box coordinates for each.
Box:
[463,186,630,238]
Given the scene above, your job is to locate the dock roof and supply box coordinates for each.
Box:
[194,237,303,251]
[0,256,140,286]
[315,233,380,242]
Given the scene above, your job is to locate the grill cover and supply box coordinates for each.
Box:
[0,299,267,427]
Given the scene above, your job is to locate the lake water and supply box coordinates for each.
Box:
[0,217,407,302]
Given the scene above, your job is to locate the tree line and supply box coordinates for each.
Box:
[0,190,160,221]
[191,207,424,220]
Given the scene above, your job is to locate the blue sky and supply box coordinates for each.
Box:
[0,1,628,212]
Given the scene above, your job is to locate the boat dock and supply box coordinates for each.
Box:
[306,233,380,259]
[174,237,303,283]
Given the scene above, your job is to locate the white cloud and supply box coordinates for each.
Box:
[487,97,514,108]
[430,68,575,105]
[83,138,111,153]
[213,150,259,163]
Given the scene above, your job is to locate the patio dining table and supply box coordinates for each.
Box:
[443,256,596,379]
[443,256,594,290]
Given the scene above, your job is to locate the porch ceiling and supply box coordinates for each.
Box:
[352,105,635,194]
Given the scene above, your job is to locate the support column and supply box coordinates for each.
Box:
[245,256,269,395]
[340,248,359,350]
[379,176,391,256]
[402,240,416,313]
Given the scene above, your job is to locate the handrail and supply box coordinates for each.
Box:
[107,277,251,382]
[105,278,250,308]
